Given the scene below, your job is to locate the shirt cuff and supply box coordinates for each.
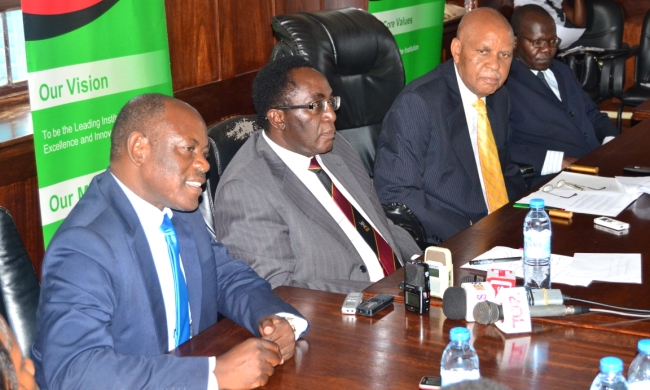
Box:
[208,356,218,390]
[541,150,564,176]
[275,312,309,339]
[602,136,615,145]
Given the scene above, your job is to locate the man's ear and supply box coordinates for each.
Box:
[127,131,149,167]
[450,38,461,64]
[266,109,285,131]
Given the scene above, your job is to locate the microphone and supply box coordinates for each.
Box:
[442,286,466,320]
[473,300,590,325]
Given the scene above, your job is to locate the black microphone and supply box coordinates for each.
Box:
[442,287,466,320]
[473,300,590,325]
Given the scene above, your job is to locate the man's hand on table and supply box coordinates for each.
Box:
[213,338,282,389]
[259,315,296,362]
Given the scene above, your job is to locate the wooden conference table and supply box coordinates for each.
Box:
[178,120,650,388]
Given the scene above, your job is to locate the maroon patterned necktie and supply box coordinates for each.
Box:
[309,157,400,276]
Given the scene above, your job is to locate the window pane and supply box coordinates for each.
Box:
[7,10,26,82]
[0,16,7,86]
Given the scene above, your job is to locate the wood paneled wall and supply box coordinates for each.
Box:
[166,0,366,125]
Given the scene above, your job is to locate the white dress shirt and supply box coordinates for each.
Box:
[262,131,387,282]
[454,64,492,212]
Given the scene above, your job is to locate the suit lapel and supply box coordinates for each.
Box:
[175,217,202,337]
[255,133,362,260]
[98,172,168,352]
[444,67,483,195]
[514,60,564,108]
[549,62,571,111]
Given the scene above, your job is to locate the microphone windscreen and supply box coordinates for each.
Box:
[442,287,466,320]
[474,301,501,325]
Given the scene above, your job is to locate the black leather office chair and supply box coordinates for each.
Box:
[198,115,260,235]
[270,7,405,179]
[0,207,40,357]
[561,0,628,103]
[617,10,650,131]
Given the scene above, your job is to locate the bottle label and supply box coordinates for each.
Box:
[441,369,480,386]
[629,382,650,389]
[524,230,551,259]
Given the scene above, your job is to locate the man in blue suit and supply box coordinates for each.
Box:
[506,4,617,186]
[32,94,308,389]
[375,8,527,244]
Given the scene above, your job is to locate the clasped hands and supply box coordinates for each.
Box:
[214,315,296,389]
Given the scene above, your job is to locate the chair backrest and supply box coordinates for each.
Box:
[198,115,260,235]
[0,207,40,357]
[635,10,650,85]
[570,0,625,50]
[270,8,405,177]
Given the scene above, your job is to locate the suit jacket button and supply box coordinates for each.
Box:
[360,265,367,273]
[569,111,574,117]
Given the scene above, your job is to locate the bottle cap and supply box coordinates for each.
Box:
[449,327,470,342]
[529,198,544,209]
[638,339,650,354]
[600,357,623,373]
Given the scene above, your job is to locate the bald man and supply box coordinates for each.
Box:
[374,8,527,244]
[32,94,307,389]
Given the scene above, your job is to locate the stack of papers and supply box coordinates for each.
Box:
[517,172,641,217]
[461,246,642,286]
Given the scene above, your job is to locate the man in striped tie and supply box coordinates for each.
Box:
[214,56,422,294]
[375,7,528,245]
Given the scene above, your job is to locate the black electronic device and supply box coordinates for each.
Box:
[624,165,650,176]
[356,294,394,316]
[419,376,441,389]
[404,259,430,314]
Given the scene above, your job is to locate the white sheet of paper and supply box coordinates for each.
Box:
[518,172,639,217]
[460,246,588,286]
[570,253,642,284]
[557,25,587,49]
[615,176,650,196]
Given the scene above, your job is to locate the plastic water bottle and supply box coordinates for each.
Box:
[628,339,650,389]
[523,198,552,289]
[591,357,629,389]
[464,0,476,12]
[440,327,480,387]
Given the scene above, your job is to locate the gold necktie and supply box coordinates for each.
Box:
[473,99,508,212]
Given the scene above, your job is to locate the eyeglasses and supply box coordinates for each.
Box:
[521,36,562,48]
[274,96,340,115]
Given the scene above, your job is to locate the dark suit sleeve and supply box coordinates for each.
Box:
[34,227,210,390]
[581,82,618,142]
[375,91,473,242]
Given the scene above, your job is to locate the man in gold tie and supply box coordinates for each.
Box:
[375,7,528,245]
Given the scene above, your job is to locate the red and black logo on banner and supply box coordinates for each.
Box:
[22,0,120,41]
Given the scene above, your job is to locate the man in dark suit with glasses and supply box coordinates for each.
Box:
[506,4,617,186]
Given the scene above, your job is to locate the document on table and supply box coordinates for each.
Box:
[517,172,640,217]
[569,253,642,284]
[460,246,587,287]
[461,247,643,286]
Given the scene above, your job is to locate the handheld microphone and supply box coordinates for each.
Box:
[442,287,466,320]
[473,301,590,325]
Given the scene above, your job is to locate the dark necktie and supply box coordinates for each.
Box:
[537,71,552,91]
[160,214,190,347]
[308,157,400,276]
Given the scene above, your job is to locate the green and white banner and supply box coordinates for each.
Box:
[23,0,173,246]
[369,0,445,84]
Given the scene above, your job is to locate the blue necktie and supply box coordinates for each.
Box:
[160,214,190,347]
